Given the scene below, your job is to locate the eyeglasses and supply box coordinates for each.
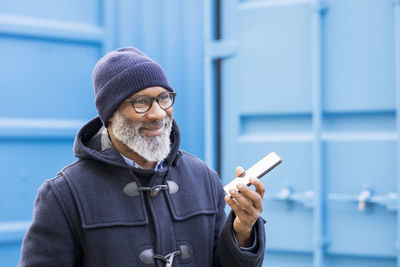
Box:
[125,92,176,114]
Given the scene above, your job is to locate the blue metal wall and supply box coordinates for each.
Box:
[128,0,205,158]
[2,0,399,266]
[0,0,205,266]
[210,0,400,266]
[0,0,102,265]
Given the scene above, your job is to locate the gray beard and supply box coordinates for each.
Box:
[111,111,173,163]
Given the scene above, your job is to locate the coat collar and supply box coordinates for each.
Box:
[72,116,182,170]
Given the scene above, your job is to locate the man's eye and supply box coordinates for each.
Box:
[159,94,169,101]
[135,98,150,106]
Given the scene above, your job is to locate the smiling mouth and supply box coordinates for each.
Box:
[140,121,165,136]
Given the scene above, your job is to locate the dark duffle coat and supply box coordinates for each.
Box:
[19,117,265,266]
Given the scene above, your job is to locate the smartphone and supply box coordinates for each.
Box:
[223,152,282,196]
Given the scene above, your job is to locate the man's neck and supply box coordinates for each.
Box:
[107,126,156,169]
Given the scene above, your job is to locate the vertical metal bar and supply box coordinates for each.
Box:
[204,0,217,169]
[181,0,207,160]
[102,0,117,55]
[216,58,222,175]
[117,0,135,47]
[215,0,222,176]
[130,0,143,47]
[394,1,400,266]
[311,0,325,266]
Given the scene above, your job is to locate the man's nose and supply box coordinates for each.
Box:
[146,101,167,119]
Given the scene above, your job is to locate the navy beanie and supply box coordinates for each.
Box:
[92,47,174,127]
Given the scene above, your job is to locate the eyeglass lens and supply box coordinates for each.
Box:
[133,92,174,113]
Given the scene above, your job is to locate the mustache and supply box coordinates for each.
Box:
[135,117,171,131]
[141,120,165,128]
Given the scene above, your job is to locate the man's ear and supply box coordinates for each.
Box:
[107,116,113,135]
[108,112,115,127]
[107,120,114,140]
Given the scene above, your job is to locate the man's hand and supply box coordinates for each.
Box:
[224,166,265,247]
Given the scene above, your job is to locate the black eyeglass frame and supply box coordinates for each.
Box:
[124,92,177,114]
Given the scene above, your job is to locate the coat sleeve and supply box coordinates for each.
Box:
[18,178,81,267]
[212,171,266,267]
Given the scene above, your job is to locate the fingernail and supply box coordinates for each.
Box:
[238,183,244,189]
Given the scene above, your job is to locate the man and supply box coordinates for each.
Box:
[19,47,266,266]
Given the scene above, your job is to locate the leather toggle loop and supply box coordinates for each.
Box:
[123,181,139,197]
[139,248,155,264]
[179,244,193,260]
[167,180,179,194]
[123,181,179,197]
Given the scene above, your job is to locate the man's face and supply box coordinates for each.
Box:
[109,86,174,162]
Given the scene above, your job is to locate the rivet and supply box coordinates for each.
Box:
[150,187,161,197]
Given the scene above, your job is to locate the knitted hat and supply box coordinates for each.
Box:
[92,47,174,127]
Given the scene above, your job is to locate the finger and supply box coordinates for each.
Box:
[227,189,260,227]
[236,182,263,212]
[249,178,266,199]
[227,189,261,228]
[235,166,245,177]
[225,195,247,217]
[229,186,257,215]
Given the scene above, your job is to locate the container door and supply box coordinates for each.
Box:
[218,0,399,266]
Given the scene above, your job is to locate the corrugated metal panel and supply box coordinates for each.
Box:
[0,1,205,265]
[0,0,107,264]
[130,0,206,159]
[215,0,399,266]
[3,0,399,266]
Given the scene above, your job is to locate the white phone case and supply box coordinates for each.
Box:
[224,152,282,196]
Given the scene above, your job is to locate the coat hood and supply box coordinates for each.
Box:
[73,116,181,169]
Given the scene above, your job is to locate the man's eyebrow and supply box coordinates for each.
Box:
[131,91,169,99]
